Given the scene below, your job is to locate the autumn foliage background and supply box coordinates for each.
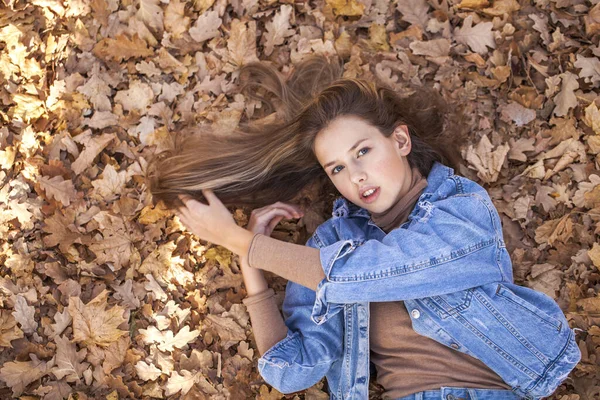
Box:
[1,0,599,398]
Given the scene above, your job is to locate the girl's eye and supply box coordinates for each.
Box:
[331,148,370,175]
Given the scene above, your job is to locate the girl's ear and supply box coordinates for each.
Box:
[392,124,411,156]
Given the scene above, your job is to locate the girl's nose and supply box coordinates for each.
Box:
[350,169,367,184]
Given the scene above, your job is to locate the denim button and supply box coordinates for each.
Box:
[446,395,456,400]
[410,309,420,319]
[451,343,460,349]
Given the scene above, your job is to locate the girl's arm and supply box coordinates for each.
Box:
[239,252,289,356]
[246,194,508,325]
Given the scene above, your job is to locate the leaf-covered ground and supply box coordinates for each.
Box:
[0,0,599,398]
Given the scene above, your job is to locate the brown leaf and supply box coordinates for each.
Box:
[92,33,153,62]
[0,310,24,347]
[0,354,54,397]
[68,289,128,347]
[52,335,89,382]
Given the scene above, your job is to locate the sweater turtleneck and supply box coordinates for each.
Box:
[370,165,428,233]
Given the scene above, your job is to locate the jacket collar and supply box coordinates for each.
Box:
[331,161,454,219]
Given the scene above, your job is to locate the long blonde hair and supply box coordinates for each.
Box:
[146,56,463,210]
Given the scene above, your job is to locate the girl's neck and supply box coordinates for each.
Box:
[370,166,428,233]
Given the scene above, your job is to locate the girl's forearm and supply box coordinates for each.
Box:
[240,253,289,356]
[239,253,269,296]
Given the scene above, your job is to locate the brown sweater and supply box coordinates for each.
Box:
[242,166,509,397]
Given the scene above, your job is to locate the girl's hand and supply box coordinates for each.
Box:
[247,202,304,237]
[175,190,238,248]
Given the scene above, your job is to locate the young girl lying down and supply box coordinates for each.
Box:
[147,56,580,400]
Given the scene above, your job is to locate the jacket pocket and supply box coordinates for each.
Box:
[425,289,474,319]
[495,284,562,332]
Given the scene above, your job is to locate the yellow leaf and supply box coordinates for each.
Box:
[588,243,600,270]
[584,101,600,134]
[325,0,365,16]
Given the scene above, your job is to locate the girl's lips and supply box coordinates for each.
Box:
[361,187,380,204]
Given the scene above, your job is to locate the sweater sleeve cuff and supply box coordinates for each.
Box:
[242,287,275,307]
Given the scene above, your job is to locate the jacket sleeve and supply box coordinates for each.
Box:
[257,235,344,394]
[311,194,506,325]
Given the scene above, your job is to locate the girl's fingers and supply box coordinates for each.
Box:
[202,189,218,205]
[267,215,284,231]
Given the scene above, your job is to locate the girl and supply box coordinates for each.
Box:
[147,57,580,400]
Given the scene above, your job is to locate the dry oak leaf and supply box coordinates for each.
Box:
[164,0,190,39]
[204,314,246,349]
[135,360,162,381]
[52,335,89,382]
[68,289,128,347]
[453,15,496,55]
[39,175,77,207]
[553,72,579,117]
[0,354,54,397]
[584,101,600,135]
[92,33,153,62]
[189,10,222,43]
[139,325,201,352]
[508,137,536,162]
[137,0,164,33]
[114,80,154,113]
[91,164,128,202]
[575,54,600,86]
[587,243,600,270]
[500,102,536,127]
[396,0,430,27]
[12,294,37,334]
[462,134,509,183]
[0,309,24,347]
[264,5,295,56]
[534,214,573,246]
[326,0,365,17]
[71,131,116,175]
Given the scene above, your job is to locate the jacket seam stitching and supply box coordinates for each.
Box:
[473,290,550,366]
[327,238,495,282]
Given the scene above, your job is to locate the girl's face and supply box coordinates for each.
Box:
[314,115,413,214]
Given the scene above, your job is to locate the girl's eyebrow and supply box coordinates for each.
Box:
[323,138,368,168]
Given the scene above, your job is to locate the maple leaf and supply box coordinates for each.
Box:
[225,19,259,70]
[102,335,130,374]
[0,310,24,347]
[92,33,153,62]
[139,325,201,352]
[68,289,128,347]
[453,15,496,54]
[89,212,142,271]
[0,354,54,397]
[52,335,89,382]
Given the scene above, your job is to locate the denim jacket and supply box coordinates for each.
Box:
[256,162,580,400]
